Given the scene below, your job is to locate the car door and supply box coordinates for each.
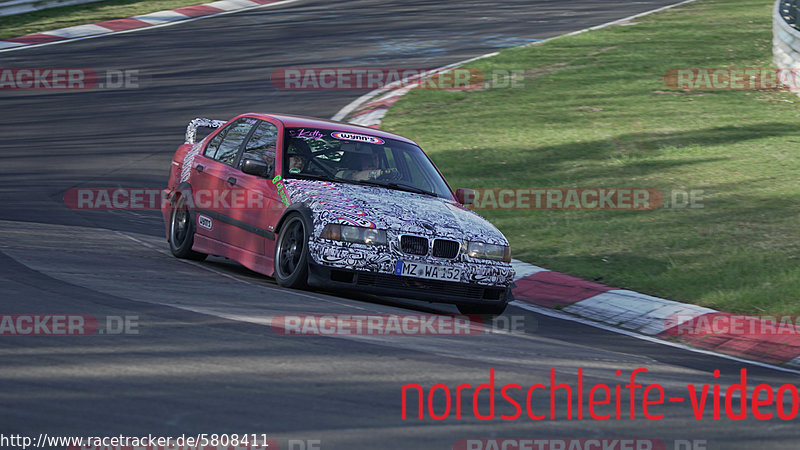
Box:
[188,120,233,243]
[226,119,285,256]
[192,117,257,248]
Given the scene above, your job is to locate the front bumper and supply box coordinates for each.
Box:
[307,260,511,306]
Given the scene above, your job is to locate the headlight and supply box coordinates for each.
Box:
[320,224,387,246]
[467,241,510,262]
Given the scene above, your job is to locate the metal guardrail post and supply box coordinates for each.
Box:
[774,0,800,93]
[786,0,800,30]
[780,0,793,28]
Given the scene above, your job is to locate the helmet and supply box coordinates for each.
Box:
[287,138,312,158]
[287,139,312,174]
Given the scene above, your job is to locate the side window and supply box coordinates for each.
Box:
[204,128,227,159]
[212,118,255,166]
[239,121,278,176]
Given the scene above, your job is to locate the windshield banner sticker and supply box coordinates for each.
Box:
[289,128,326,140]
[331,132,385,145]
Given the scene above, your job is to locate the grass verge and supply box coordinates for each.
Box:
[0,0,213,40]
[382,0,800,314]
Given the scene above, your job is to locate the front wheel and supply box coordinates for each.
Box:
[274,213,309,289]
[168,195,207,261]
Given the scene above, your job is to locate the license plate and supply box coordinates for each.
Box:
[394,261,461,282]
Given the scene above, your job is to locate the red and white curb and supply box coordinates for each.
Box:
[509,259,800,370]
[332,0,800,369]
[331,53,498,127]
[0,0,299,52]
[508,267,800,368]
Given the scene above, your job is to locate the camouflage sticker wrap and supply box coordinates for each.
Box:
[283,179,515,286]
[184,117,226,144]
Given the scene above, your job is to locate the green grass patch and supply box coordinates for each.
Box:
[382,0,800,314]
[0,0,213,40]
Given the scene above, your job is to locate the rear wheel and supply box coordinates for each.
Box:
[274,213,309,289]
[457,302,507,316]
[168,195,207,261]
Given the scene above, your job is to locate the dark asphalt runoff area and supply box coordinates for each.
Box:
[1,1,798,449]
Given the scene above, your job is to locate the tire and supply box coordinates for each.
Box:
[168,195,207,261]
[457,302,508,317]
[274,213,310,289]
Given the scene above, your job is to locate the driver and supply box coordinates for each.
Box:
[337,143,394,181]
[286,139,312,174]
[352,151,381,181]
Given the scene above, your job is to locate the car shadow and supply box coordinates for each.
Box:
[199,255,461,315]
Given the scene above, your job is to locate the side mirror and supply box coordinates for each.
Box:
[241,158,269,177]
[455,188,475,206]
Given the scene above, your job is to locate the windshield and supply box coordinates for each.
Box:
[283,127,453,198]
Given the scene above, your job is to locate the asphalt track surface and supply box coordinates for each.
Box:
[1,1,798,449]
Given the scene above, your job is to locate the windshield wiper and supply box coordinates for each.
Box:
[351,179,439,198]
[386,182,440,198]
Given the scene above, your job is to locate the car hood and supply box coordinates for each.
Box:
[283,179,508,245]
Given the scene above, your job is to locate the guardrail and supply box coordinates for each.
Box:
[779,0,800,30]
[0,0,105,17]
[774,0,800,92]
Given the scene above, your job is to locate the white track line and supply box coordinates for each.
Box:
[331,0,699,122]
[331,52,499,122]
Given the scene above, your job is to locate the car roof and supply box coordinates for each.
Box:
[241,112,418,145]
